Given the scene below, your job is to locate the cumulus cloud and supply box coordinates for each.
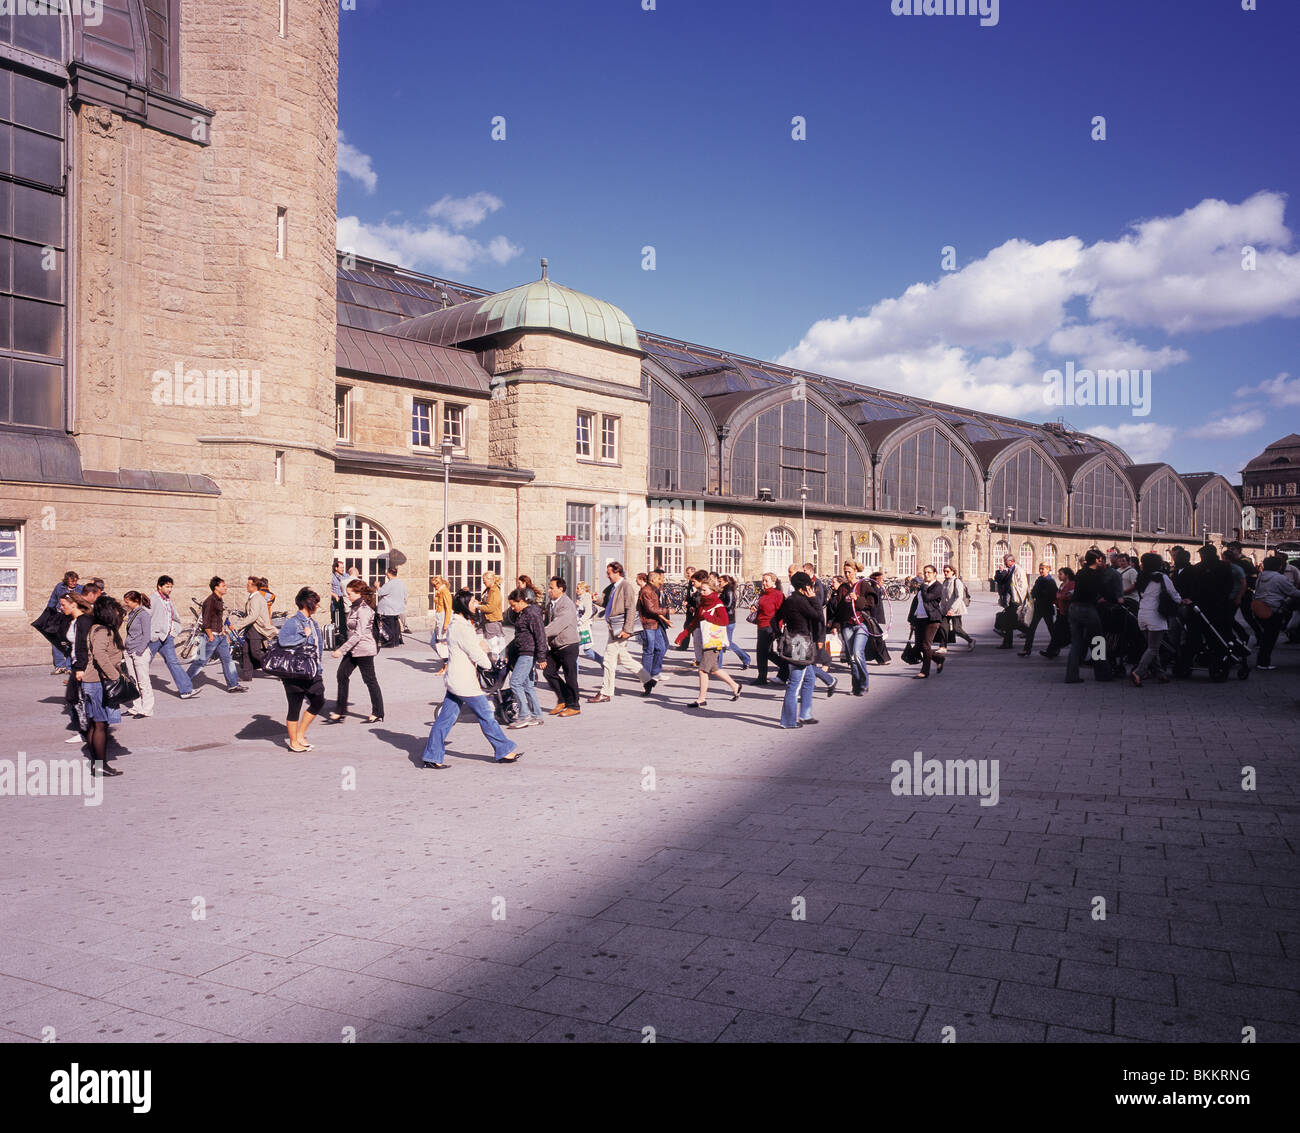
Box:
[337,131,378,194]
[1233,371,1300,407]
[1083,423,1177,463]
[426,192,505,230]
[777,193,1300,419]
[337,214,522,275]
[1184,411,1267,440]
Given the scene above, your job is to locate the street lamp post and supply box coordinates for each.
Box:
[1005,507,1014,555]
[800,482,808,563]
[440,437,454,580]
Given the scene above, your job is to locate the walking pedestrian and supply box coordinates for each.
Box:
[76,595,128,775]
[1019,563,1058,656]
[230,575,275,680]
[121,591,155,718]
[430,575,453,644]
[1041,567,1075,658]
[53,592,84,742]
[516,574,539,605]
[276,588,326,752]
[1251,555,1300,670]
[939,564,974,649]
[45,570,81,672]
[774,571,822,727]
[590,562,650,703]
[479,571,504,650]
[327,578,385,722]
[1131,553,1183,686]
[185,576,243,693]
[505,588,546,729]
[1065,551,1106,683]
[147,575,198,698]
[753,572,788,686]
[637,568,673,695]
[676,577,742,707]
[330,559,348,643]
[719,575,752,670]
[541,575,581,716]
[996,553,1029,649]
[574,581,605,666]
[377,566,407,648]
[420,590,522,768]
[909,565,946,678]
[828,561,871,695]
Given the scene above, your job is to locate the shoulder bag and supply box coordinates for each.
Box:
[90,627,140,708]
[264,624,322,679]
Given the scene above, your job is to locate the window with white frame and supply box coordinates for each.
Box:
[412,399,433,448]
[647,518,685,578]
[0,523,22,608]
[858,534,881,572]
[600,415,619,462]
[442,403,466,450]
[994,539,1010,564]
[1273,509,1286,530]
[335,515,390,589]
[895,536,916,577]
[1019,541,1034,566]
[708,523,744,577]
[576,411,593,458]
[969,541,981,580]
[1043,543,1057,571]
[931,536,952,570]
[763,527,796,577]
[335,386,352,442]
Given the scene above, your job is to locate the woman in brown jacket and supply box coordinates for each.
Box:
[75,595,127,775]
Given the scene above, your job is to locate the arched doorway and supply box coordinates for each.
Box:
[708,523,744,577]
[430,522,505,601]
[763,527,796,577]
[647,518,686,578]
[335,514,391,588]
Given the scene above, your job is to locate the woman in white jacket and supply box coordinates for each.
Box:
[420,589,521,769]
[1131,553,1184,686]
[939,565,975,649]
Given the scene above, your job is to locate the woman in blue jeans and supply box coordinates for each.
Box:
[719,576,752,670]
[506,588,546,728]
[774,572,823,728]
[422,590,522,769]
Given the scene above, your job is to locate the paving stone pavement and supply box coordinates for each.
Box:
[2,595,1297,1043]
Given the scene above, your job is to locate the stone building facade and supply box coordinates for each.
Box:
[1241,434,1300,555]
[0,3,1244,667]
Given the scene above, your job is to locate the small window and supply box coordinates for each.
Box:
[576,411,593,458]
[276,207,288,258]
[274,450,286,486]
[1273,509,1286,530]
[335,386,351,442]
[600,414,619,462]
[0,523,22,608]
[412,399,433,448]
[442,403,465,450]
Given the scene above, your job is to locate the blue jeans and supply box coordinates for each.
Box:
[841,625,870,691]
[52,641,70,668]
[723,623,751,667]
[509,655,542,719]
[642,626,668,678]
[812,663,835,688]
[423,691,518,763]
[579,643,604,665]
[780,665,815,727]
[148,635,194,695]
[186,633,239,689]
[1066,603,1102,682]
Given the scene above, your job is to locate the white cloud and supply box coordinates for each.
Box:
[1233,371,1300,407]
[1184,411,1267,440]
[1083,423,1177,463]
[777,193,1300,419]
[336,214,523,275]
[337,131,378,194]
[426,192,505,230]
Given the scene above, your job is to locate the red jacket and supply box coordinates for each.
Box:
[675,593,728,646]
[755,588,785,629]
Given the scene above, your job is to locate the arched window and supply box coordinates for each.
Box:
[931,536,952,570]
[763,527,796,577]
[1043,543,1057,571]
[1073,461,1134,533]
[731,401,868,508]
[1019,541,1034,566]
[336,515,391,589]
[649,381,709,493]
[1140,470,1192,536]
[648,518,685,578]
[1194,478,1241,540]
[994,539,1010,565]
[708,524,744,577]
[895,536,917,577]
[989,447,1066,526]
[969,541,981,580]
[858,533,882,572]
[879,425,980,515]
[430,523,505,600]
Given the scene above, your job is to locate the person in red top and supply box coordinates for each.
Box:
[752,571,788,686]
[675,578,743,708]
[1041,566,1075,659]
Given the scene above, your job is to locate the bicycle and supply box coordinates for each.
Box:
[660,582,688,613]
[176,596,244,664]
[882,577,914,601]
[737,580,760,609]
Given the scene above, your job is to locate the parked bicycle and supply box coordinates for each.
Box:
[882,576,914,601]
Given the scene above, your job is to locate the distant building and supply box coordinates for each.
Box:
[1241,434,1300,553]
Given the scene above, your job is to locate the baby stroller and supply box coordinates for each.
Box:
[477,652,518,726]
[1170,604,1250,682]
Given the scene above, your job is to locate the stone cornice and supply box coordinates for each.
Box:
[69,61,214,146]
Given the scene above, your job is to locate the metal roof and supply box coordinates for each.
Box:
[336,326,491,394]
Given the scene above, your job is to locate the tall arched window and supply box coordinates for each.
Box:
[763,527,795,576]
[931,536,952,570]
[1073,461,1134,533]
[879,425,980,515]
[989,447,1066,526]
[708,523,744,577]
[1140,470,1192,536]
[1195,477,1241,539]
[1043,543,1057,571]
[648,518,685,578]
[858,533,882,572]
[731,401,868,508]
[1019,541,1034,566]
[649,381,709,493]
[994,539,1010,564]
[430,523,504,599]
[336,515,391,588]
[895,536,917,577]
[969,541,981,580]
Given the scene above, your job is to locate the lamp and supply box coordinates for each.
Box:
[440,437,454,579]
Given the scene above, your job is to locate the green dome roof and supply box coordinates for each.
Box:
[386,273,639,353]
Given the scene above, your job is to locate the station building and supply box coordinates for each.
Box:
[0,2,1244,665]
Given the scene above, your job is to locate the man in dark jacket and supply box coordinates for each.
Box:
[773,571,825,727]
[637,568,672,694]
[1065,551,1106,683]
[185,576,242,692]
[506,589,547,727]
[1020,562,1058,656]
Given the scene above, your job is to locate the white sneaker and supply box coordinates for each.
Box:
[179,690,200,699]
[65,734,84,744]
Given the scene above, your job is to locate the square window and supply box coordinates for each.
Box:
[600,415,618,462]
[442,403,465,449]
[412,399,433,448]
[0,522,21,607]
[576,411,593,457]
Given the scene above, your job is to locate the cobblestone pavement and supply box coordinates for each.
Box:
[2,595,1297,1043]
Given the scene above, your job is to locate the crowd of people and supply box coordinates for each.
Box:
[30,540,1298,774]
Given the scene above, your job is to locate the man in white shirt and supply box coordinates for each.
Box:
[589,562,650,703]
[996,554,1029,649]
[147,574,198,697]
[376,567,407,647]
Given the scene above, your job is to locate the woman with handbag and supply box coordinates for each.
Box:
[939,565,975,650]
[574,581,605,667]
[1131,553,1186,686]
[753,573,787,686]
[908,565,946,679]
[773,571,822,728]
[1245,555,1299,671]
[327,579,385,724]
[121,591,155,718]
[1041,567,1075,659]
[675,578,742,708]
[719,575,752,671]
[76,595,129,775]
[275,587,326,752]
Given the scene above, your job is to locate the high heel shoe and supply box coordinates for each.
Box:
[364,715,383,724]
[326,712,345,723]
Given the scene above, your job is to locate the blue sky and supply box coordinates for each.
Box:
[337,0,1300,480]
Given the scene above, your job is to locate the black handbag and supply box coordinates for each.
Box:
[91,634,139,709]
[1156,577,1181,620]
[264,639,322,679]
[776,628,815,667]
[900,626,922,665]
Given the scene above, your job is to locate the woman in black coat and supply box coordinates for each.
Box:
[908,564,945,678]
